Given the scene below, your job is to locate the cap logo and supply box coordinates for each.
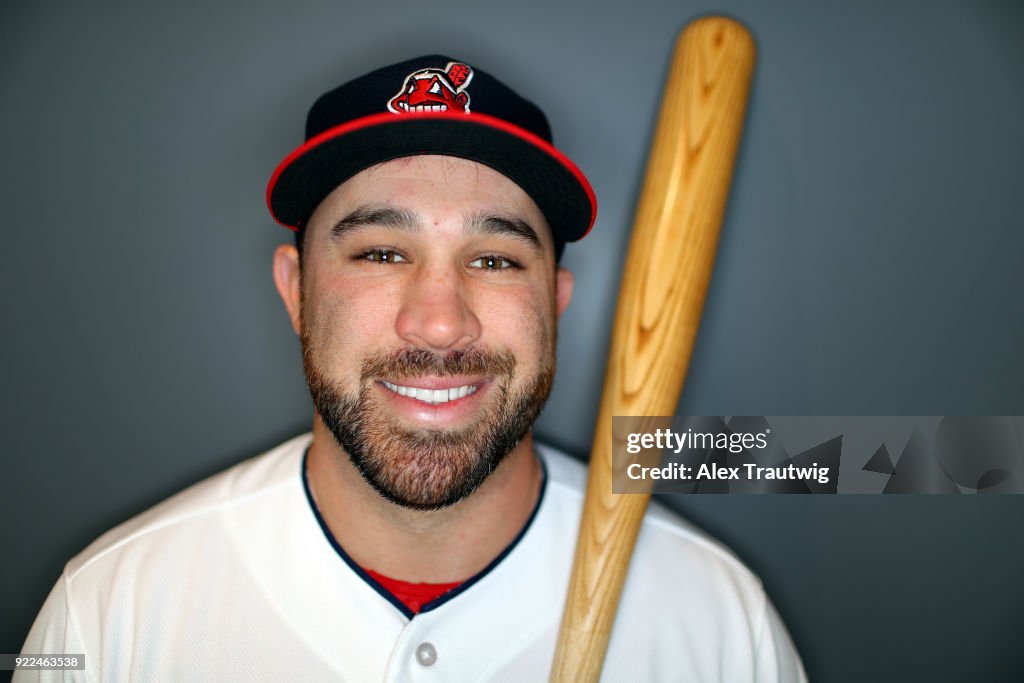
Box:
[387,62,474,115]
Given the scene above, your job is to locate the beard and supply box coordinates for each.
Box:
[303,340,555,511]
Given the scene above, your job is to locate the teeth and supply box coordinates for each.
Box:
[382,380,478,404]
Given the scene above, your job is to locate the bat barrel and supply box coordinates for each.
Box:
[550,16,756,682]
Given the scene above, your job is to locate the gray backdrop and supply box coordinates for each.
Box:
[3,0,1023,681]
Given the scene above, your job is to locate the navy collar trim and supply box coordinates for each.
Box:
[300,445,548,620]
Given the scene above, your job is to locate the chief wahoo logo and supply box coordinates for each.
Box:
[387,62,473,114]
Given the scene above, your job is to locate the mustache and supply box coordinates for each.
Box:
[361,347,516,381]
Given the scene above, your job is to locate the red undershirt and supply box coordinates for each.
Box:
[364,569,463,614]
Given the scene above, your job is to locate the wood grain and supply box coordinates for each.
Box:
[549,16,756,682]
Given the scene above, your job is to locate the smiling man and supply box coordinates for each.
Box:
[18,56,806,681]
[282,154,569,585]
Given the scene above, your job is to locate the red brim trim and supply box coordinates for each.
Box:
[265,110,597,238]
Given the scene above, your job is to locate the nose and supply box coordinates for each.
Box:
[395,262,482,351]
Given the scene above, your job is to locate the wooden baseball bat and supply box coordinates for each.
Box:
[550,16,756,682]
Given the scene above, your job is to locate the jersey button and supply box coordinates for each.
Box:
[415,642,437,667]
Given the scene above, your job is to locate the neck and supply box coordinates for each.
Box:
[305,415,543,583]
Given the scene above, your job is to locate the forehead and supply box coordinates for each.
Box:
[306,155,553,246]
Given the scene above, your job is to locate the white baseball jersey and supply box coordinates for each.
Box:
[18,433,807,682]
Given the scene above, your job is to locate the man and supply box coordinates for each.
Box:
[19,55,806,681]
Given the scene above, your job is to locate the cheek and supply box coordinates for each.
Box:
[302,275,403,374]
[479,284,556,357]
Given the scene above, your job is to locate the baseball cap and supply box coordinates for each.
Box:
[266,55,596,254]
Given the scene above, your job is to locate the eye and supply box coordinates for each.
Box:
[360,248,406,264]
[429,79,443,95]
[469,255,517,271]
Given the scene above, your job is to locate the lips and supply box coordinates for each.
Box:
[394,102,449,112]
[381,380,479,405]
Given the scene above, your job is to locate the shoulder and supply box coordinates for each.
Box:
[535,442,806,681]
[536,440,763,590]
[64,433,312,582]
[535,440,768,621]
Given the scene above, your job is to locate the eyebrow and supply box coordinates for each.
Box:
[329,205,421,240]
[328,204,543,254]
[465,212,542,253]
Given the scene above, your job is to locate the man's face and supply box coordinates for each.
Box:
[278,156,573,510]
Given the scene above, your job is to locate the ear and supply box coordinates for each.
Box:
[273,244,302,334]
[555,267,574,318]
